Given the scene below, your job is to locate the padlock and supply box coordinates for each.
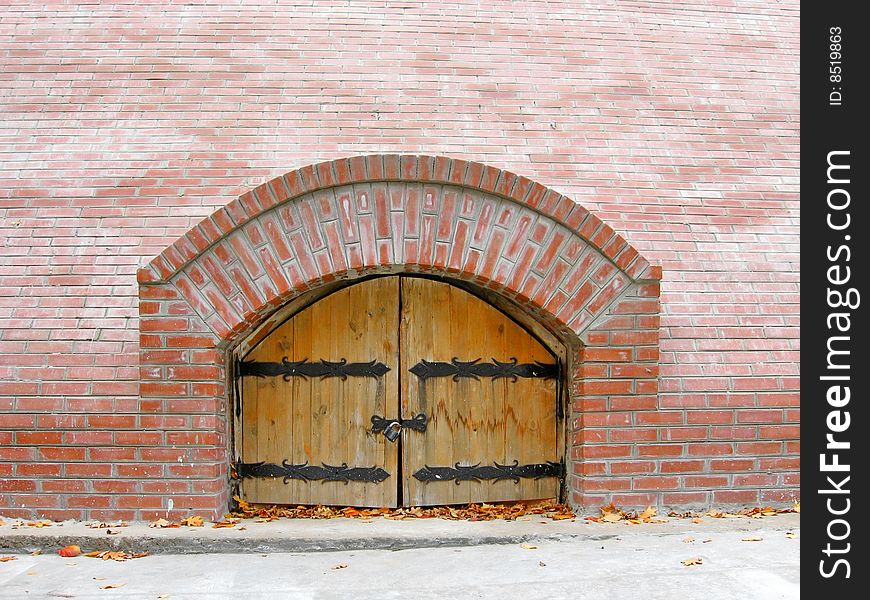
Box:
[383,421,401,442]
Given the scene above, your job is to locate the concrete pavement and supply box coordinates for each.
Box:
[0,514,799,599]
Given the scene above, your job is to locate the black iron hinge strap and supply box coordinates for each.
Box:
[409,358,558,381]
[238,357,390,380]
[413,460,563,484]
[234,460,389,484]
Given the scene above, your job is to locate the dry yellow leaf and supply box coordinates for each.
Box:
[332,564,348,570]
[785,532,798,539]
[0,556,17,562]
[520,543,538,549]
[602,512,623,523]
[88,521,128,529]
[149,518,173,528]
[682,557,703,566]
[211,519,238,529]
[27,520,53,528]
[638,506,657,521]
[741,535,763,542]
[794,501,800,513]
[179,516,204,527]
[100,583,125,589]
[85,550,148,561]
[682,537,695,544]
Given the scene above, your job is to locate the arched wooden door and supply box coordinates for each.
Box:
[237,276,562,507]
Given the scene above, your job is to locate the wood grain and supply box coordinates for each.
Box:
[400,277,560,506]
[240,277,399,507]
[241,275,560,508]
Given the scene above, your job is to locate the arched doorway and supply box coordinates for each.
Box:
[235,275,565,507]
[137,154,661,519]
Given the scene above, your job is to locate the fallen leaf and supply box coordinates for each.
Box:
[332,564,348,570]
[93,577,106,581]
[85,550,149,561]
[158,595,171,599]
[692,518,703,524]
[741,536,763,542]
[31,550,42,556]
[58,545,82,558]
[149,518,176,528]
[682,537,695,544]
[520,543,537,550]
[682,557,703,566]
[637,506,657,521]
[0,556,17,562]
[27,520,53,528]
[100,583,125,589]
[702,539,712,543]
[602,512,623,523]
[785,532,798,539]
[794,501,800,513]
[539,561,546,567]
[88,521,128,529]
[179,516,204,527]
[212,519,238,529]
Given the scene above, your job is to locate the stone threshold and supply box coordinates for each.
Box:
[0,513,800,555]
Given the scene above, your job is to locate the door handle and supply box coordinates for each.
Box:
[370,413,428,442]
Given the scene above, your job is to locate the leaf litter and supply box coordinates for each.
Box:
[585,503,665,524]
[229,496,575,522]
[85,550,148,561]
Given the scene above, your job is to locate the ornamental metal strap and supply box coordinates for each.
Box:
[413,460,563,484]
[235,460,390,484]
[238,357,390,380]
[409,358,557,381]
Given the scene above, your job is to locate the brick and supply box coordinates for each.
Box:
[0,0,798,520]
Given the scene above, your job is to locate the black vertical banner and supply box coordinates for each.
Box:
[804,4,867,594]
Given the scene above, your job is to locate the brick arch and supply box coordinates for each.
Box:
[137,155,662,519]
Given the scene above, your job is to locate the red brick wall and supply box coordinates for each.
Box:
[0,1,799,520]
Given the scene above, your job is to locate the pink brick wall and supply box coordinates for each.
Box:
[0,1,799,520]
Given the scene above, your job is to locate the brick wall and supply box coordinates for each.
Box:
[0,1,799,520]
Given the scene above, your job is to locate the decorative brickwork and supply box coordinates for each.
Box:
[135,155,660,519]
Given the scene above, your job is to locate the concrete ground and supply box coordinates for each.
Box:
[0,514,799,599]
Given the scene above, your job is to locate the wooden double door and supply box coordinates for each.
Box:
[237,276,563,507]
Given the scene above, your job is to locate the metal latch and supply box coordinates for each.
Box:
[370,413,428,442]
